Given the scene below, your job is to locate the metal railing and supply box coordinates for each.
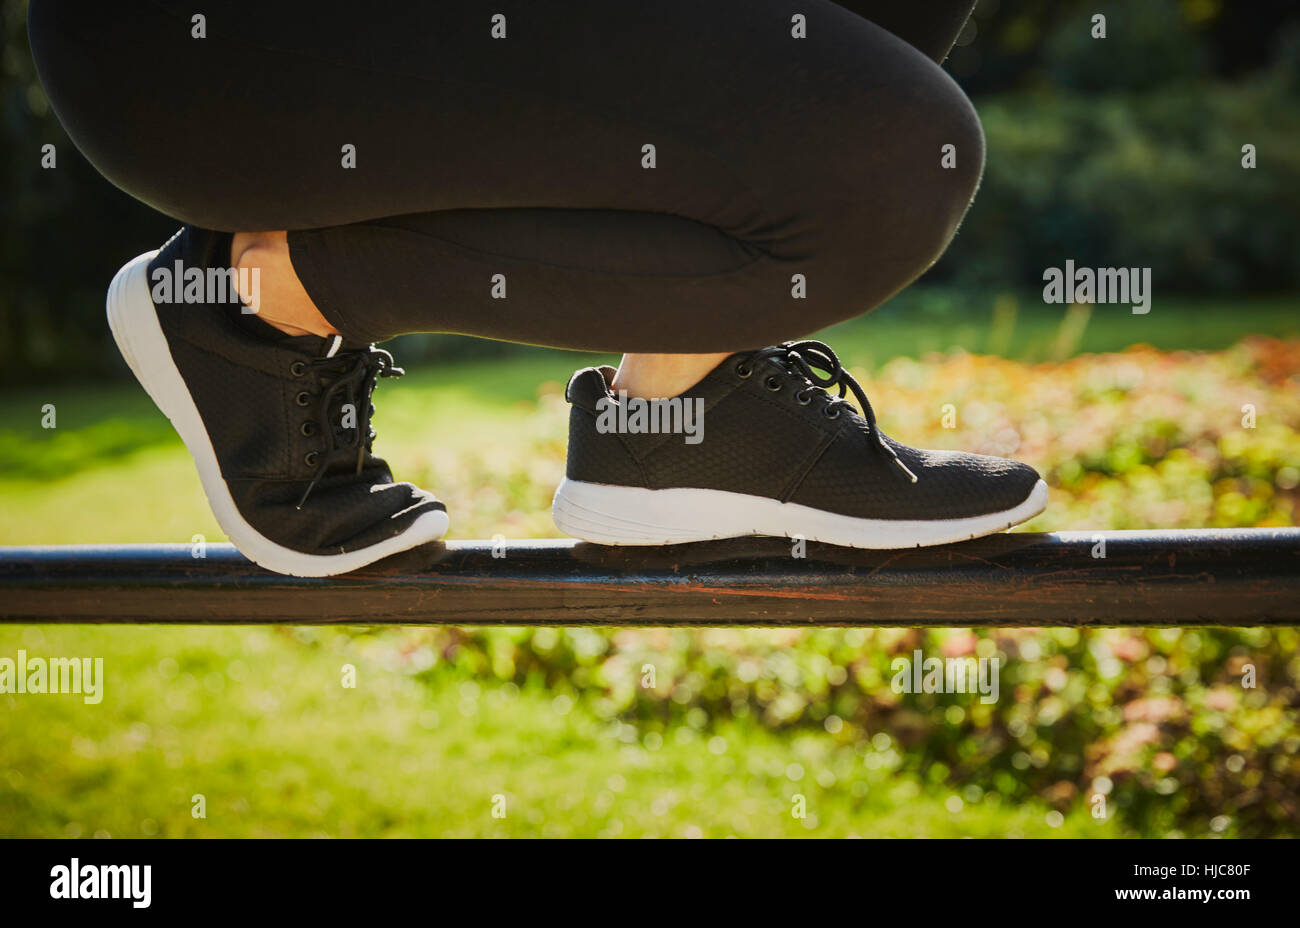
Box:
[2,528,1297,626]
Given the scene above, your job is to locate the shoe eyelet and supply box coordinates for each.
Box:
[764,376,783,392]
[823,406,842,420]
[289,360,306,377]
[300,421,317,437]
[304,451,320,467]
[295,391,312,407]
[795,390,812,406]
[735,363,752,379]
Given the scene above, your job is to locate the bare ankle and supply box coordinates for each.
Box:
[231,231,340,338]
[611,352,732,398]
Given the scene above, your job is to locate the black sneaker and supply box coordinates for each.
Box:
[106,226,448,576]
[553,340,1047,547]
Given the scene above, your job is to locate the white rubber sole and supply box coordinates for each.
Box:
[106,250,449,577]
[552,476,1049,548]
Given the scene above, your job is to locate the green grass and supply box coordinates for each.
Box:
[809,290,1300,369]
[0,625,1102,838]
[1,290,1294,837]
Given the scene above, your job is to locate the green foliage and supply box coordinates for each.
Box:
[0,624,1100,838]
[944,74,1300,293]
[2,0,1299,836]
[1,338,1298,836]
[1042,0,1208,92]
[413,625,1299,837]
[0,1,179,384]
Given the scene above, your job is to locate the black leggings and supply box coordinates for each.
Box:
[29,0,981,352]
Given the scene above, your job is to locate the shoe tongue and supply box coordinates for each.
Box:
[294,332,368,360]
[318,333,346,358]
[322,334,375,357]
[231,309,361,357]
[734,346,782,365]
[732,347,789,377]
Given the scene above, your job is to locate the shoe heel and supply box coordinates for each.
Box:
[106,251,167,414]
[551,479,724,545]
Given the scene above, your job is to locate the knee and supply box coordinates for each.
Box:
[881,70,985,271]
[918,77,986,262]
[822,68,985,291]
[27,0,136,182]
[779,66,984,326]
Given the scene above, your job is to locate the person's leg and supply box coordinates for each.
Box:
[30,0,984,352]
[230,231,338,338]
[27,2,463,575]
[217,0,977,397]
[30,0,1034,561]
[214,0,980,397]
[615,0,979,398]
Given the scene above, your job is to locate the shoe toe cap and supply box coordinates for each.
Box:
[229,475,445,555]
[915,450,1042,516]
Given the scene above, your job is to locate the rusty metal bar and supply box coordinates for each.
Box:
[0,528,1297,626]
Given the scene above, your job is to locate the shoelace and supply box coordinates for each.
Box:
[741,340,918,483]
[296,344,404,509]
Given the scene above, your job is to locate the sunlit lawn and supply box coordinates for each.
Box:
[0,625,1103,838]
[0,291,1296,837]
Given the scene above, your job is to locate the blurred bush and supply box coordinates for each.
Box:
[414,625,1300,837]
[385,338,1300,837]
[1040,0,1209,92]
[944,72,1300,294]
